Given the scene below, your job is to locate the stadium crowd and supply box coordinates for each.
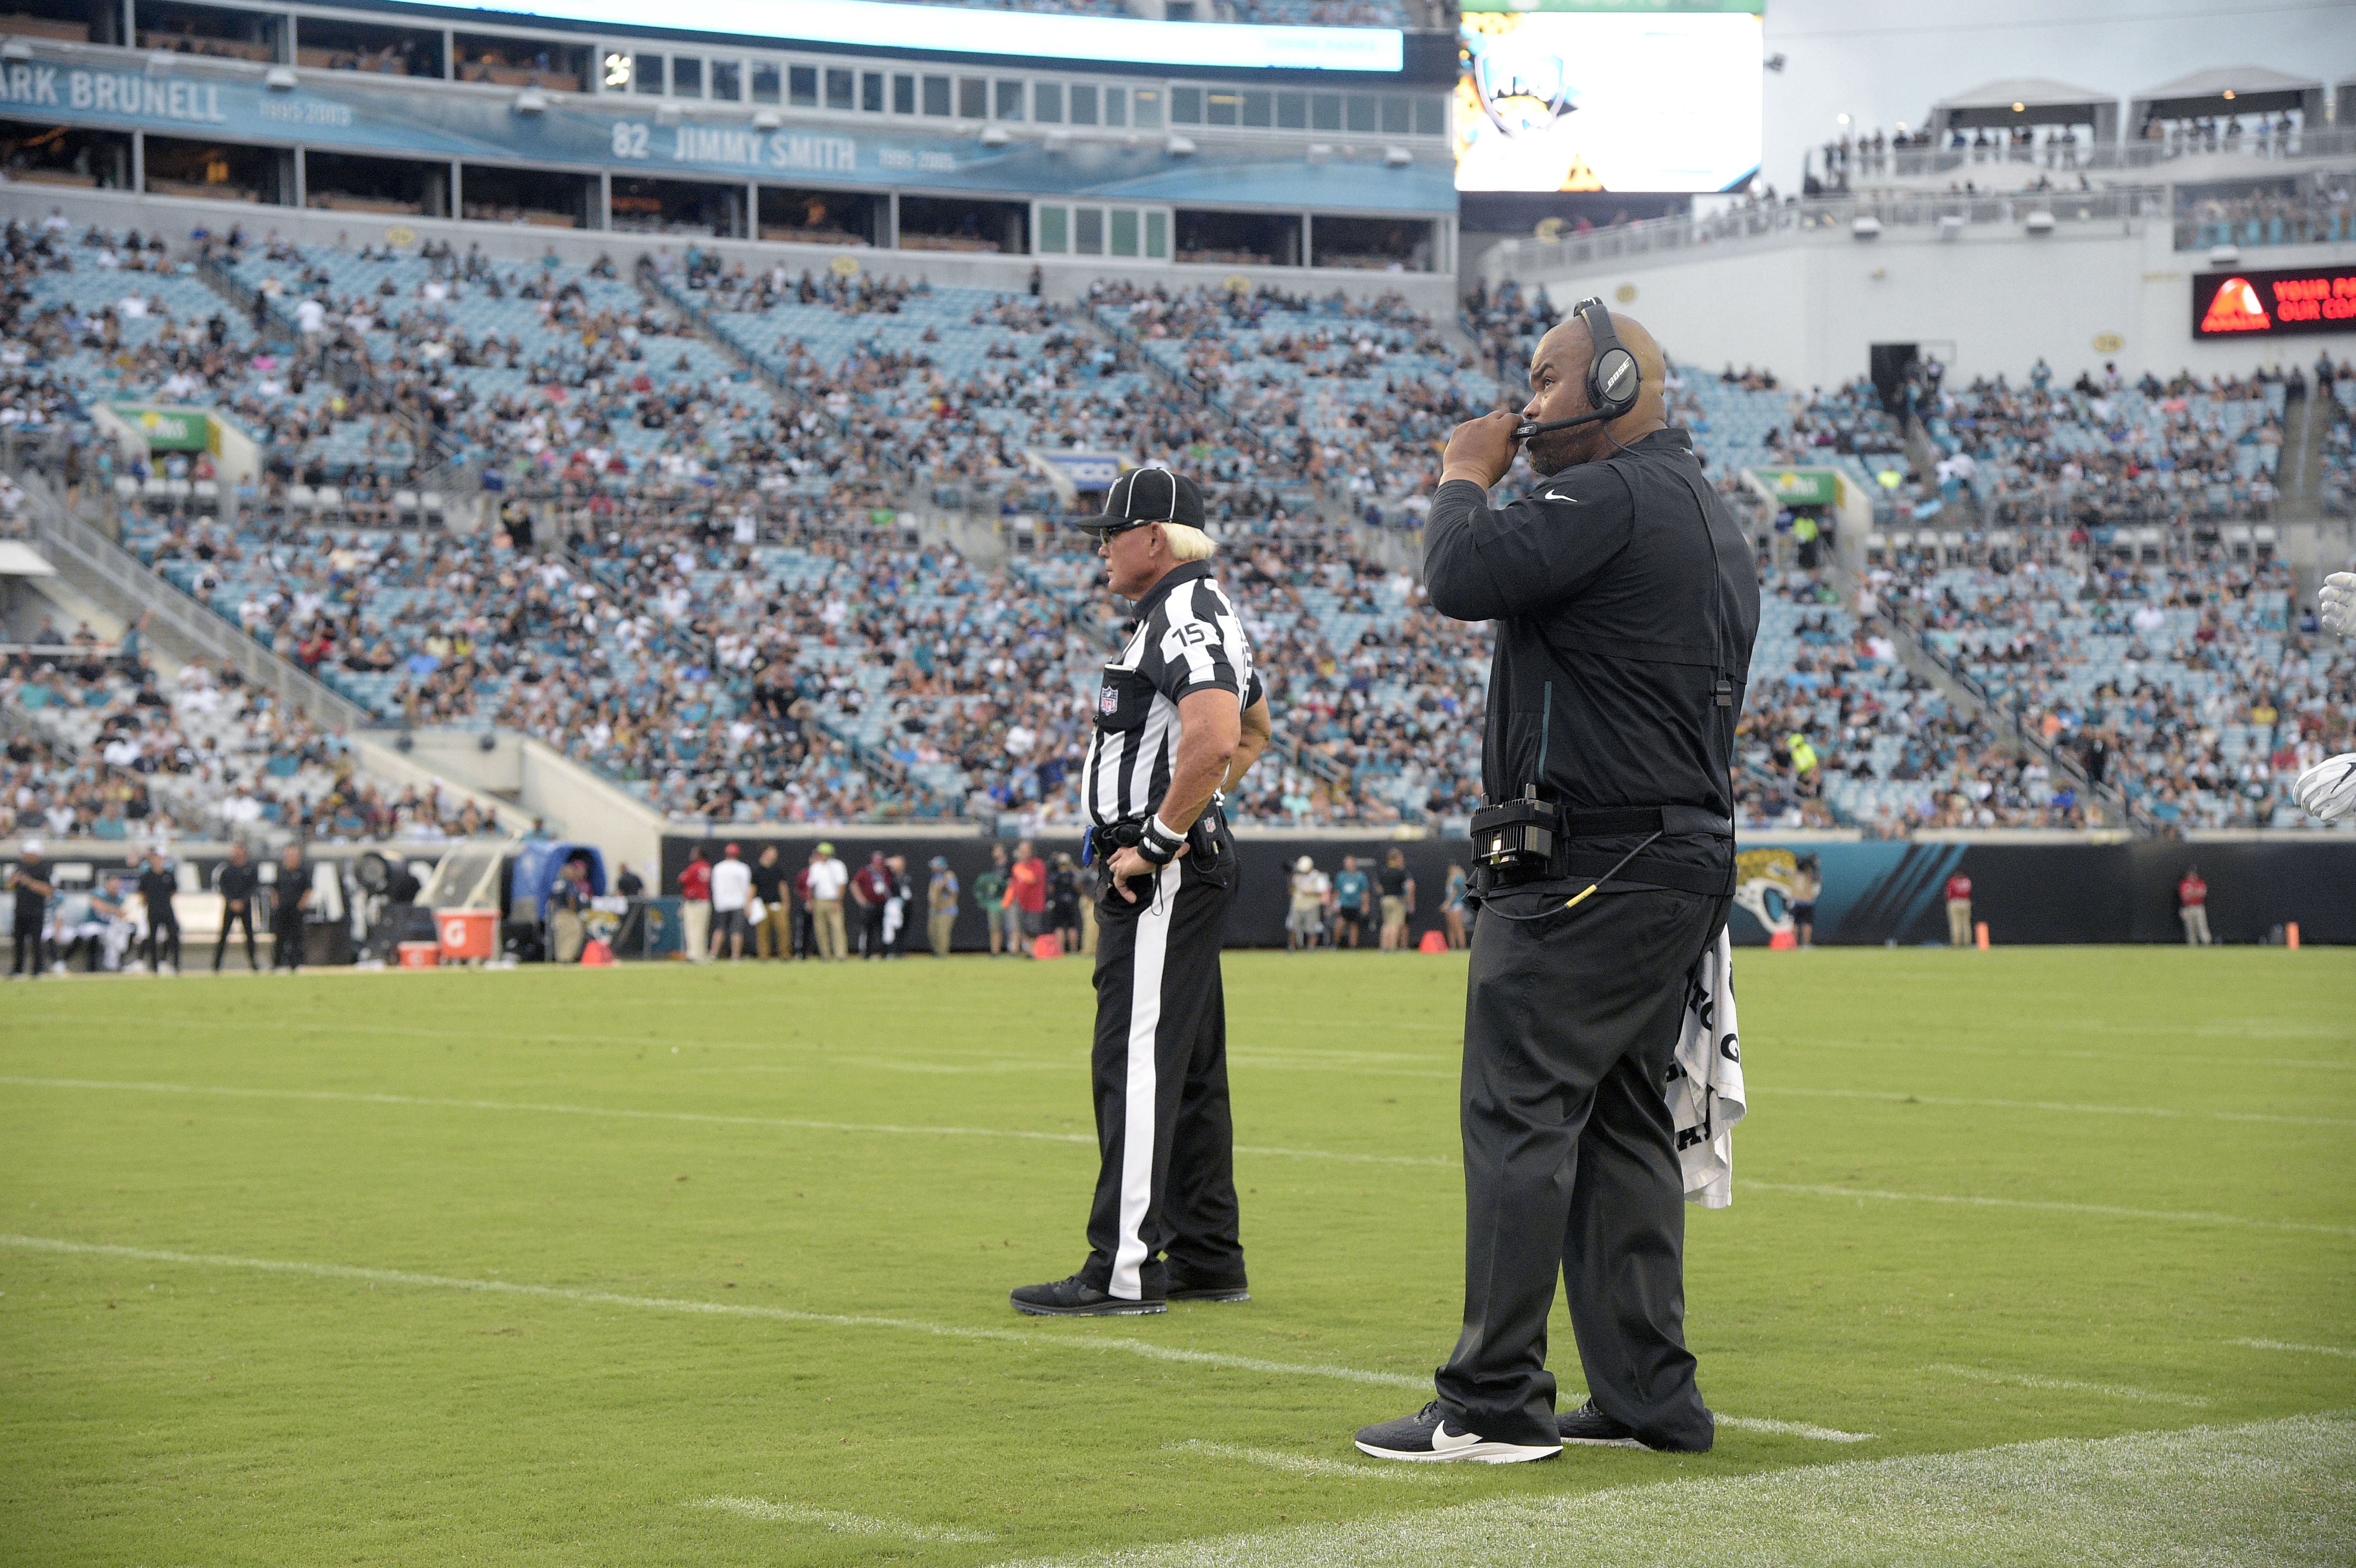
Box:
[4,217,2346,841]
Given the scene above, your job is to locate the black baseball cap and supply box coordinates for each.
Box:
[1071,467,1203,536]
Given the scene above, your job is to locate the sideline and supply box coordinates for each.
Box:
[993,1414,2356,1568]
[686,1496,995,1543]
[1746,1180,2356,1239]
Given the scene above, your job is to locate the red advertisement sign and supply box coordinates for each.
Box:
[2192,265,2356,338]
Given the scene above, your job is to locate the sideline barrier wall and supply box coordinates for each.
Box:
[656,835,2356,951]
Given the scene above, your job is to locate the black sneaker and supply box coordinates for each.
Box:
[1008,1274,1165,1317]
[1557,1401,1645,1448]
[1558,1400,1713,1451]
[1165,1266,1250,1304]
[1354,1402,1561,1464]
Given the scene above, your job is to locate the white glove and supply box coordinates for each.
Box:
[2294,753,2356,822]
[2322,572,2356,641]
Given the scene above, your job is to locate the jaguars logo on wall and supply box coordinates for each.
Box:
[1732,847,1801,942]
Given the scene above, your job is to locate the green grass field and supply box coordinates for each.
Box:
[3,947,2353,1567]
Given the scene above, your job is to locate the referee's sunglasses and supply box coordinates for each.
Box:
[1084,517,1167,542]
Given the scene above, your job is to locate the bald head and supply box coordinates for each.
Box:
[1521,306,1670,475]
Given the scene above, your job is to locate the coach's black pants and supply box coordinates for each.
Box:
[1077,833,1243,1301]
[142,911,181,971]
[1435,883,1730,1452]
[271,912,305,970]
[11,925,43,977]
[215,903,257,971]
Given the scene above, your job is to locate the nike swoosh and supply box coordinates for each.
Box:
[1541,490,1586,505]
[1430,1421,1481,1453]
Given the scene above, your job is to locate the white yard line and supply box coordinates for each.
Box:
[1714,1415,1876,1443]
[1762,1085,2356,1130]
[1924,1363,2210,1407]
[687,1496,994,1542]
[0,1232,1430,1390]
[0,1077,1445,1170]
[1747,1180,2356,1239]
[989,1415,2356,1568]
[1165,1440,1451,1482]
[2231,1339,2356,1358]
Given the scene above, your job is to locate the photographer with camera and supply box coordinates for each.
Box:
[1010,469,1272,1318]
[1355,302,1758,1463]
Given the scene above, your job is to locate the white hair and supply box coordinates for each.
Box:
[1160,523,1216,562]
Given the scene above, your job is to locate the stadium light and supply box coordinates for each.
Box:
[601,51,631,89]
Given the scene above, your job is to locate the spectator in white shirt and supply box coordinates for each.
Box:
[709,842,753,962]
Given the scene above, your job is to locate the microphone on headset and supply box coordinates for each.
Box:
[1512,407,1616,442]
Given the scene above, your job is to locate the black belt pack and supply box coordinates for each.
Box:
[1469,799,1733,891]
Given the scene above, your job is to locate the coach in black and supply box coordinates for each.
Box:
[1356,301,1758,1462]
[1011,468,1272,1318]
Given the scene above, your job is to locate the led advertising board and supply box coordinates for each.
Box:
[2192,266,2356,338]
[1454,11,1761,193]
[448,0,1402,73]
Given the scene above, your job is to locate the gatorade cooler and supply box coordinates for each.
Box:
[436,908,498,962]
[397,941,441,969]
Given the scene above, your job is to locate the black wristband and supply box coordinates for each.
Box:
[1137,816,1185,865]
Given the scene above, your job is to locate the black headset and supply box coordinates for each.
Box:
[1513,296,1641,441]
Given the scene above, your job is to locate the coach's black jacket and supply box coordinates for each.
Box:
[1425,427,1760,895]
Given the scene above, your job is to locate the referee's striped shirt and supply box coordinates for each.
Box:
[1082,562,1259,828]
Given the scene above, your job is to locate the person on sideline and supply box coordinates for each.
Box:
[974,845,1009,957]
[1441,862,1469,950]
[751,844,790,960]
[806,842,850,960]
[678,847,713,963]
[709,843,752,962]
[1007,839,1047,958]
[271,843,312,971]
[1944,869,1974,948]
[214,841,260,971]
[2178,865,2212,946]
[1286,855,1328,951]
[134,845,181,974]
[9,840,53,979]
[1331,855,1372,949]
[851,850,893,959]
[1377,847,1416,951]
[927,856,960,957]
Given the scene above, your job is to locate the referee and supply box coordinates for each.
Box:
[1355,302,1759,1461]
[1011,468,1273,1317]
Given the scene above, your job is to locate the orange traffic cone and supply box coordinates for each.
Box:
[1975,922,1991,951]
[580,939,615,967]
[1768,929,1797,949]
[1418,929,1448,954]
[1032,933,1064,960]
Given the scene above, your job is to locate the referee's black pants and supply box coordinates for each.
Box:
[1077,834,1243,1301]
[1434,882,1729,1452]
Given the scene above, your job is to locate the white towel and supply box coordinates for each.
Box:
[1666,926,1746,1209]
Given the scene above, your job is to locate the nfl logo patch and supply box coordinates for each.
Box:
[1099,685,1119,715]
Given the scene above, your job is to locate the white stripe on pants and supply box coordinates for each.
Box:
[1111,860,1178,1300]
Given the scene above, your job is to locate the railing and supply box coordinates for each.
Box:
[17,475,381,736]
[1878,594,2150,837]
[193,251,460,475]
[1872,126,2356,181]
[1485,185,2170,283]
